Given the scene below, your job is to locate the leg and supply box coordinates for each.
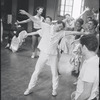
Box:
[36,36,41,56]
[5,31,14,48]
[31,35,38,58]
[24,52,48,95]
[50,55,59,96]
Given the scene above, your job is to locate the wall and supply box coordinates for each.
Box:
[11,0,99,31]
[46,0,59,20]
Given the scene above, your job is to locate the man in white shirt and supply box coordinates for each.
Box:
[71,34,99,100]
[19,9,65,96]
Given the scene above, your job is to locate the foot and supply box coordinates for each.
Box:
[24,88,34,96]
[31,52,36,58]
[52,90,57,97]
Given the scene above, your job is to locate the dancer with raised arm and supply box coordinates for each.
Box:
[18,7,44,58]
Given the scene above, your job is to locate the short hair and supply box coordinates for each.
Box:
[80,34,98,52]
[89,19,98,28]
[87,16,92,19]
[76,18,84,25]
[57,20,65,28]
[35,6,44,12]
[45,16,52,21]
[65,14,70,16]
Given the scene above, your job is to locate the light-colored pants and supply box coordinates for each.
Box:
[28,51,59,91]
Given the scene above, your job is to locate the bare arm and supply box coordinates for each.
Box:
[75,7,90,20]
[26,32,39,36]
[76,81,93,100]
[17,19,31,24]
[19,10,41,25]
[64,31,86,36]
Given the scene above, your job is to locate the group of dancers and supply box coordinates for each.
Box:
[2,6,99,100]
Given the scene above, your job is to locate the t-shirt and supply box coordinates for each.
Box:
[75,55,99,100]
[33,15,44,29]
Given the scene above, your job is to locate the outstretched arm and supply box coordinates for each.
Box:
[16,19,31,24]
[26,32,39,36]
[64,31,86,36]
[19,10,41,25]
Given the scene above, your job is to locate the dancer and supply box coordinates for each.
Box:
[17,7,44,58]
[5,23,25,49]
[23,20,65,96]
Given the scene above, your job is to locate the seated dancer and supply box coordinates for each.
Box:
[5,23,27,52]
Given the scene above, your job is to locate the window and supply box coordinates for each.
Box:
[59,0,74,16]
[58,0,85,19]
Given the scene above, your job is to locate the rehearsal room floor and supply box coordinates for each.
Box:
[1,36,76,100]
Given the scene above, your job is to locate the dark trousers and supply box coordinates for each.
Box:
[7,31,15,45]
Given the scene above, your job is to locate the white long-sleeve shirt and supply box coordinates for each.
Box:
[37,22,66,55]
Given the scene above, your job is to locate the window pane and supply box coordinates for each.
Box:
[69,0,73,5]
[81,0,84,6]
[60,11,64,16]
[61,0,65,5]
[65,0,69,5]
[65,6,72,12]
[60,5,64,11]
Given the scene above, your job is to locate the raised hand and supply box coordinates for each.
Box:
[19,9,28,15]
[85,7,90,11]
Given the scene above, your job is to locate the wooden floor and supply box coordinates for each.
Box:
[1,37,76,100]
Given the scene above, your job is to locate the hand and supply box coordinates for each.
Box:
[19,9,28,15]
[15,20,20,25]
[85,7,90,11]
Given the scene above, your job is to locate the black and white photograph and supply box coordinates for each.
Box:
[1,0,99,100]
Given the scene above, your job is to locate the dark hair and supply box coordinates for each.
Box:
[65,14,70,16]
[35,6,44,12]
[76,18,84,25]
[89,19,98,28]
[45,16,52,21]
[80,34,98,52]
[87,16,92,19]
[93,9,99,14]
[57,20,65,28]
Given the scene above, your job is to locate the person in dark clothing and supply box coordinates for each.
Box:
[5,23,24,49]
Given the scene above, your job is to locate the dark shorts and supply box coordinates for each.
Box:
[32,28,41,37]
